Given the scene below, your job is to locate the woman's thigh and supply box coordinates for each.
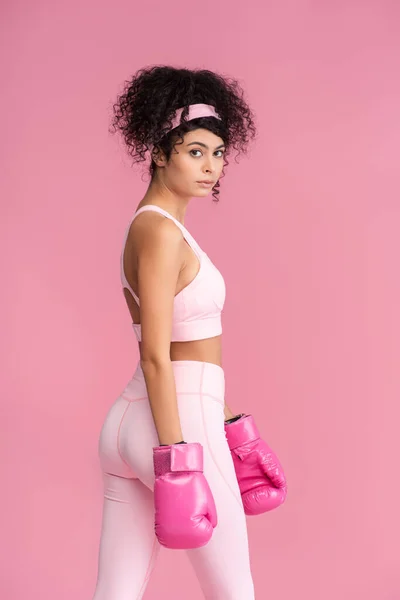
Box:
[92,474,160,600]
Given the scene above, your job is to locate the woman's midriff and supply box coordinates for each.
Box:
[138,335,223,368]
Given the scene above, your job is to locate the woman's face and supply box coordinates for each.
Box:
[156,128,226,198]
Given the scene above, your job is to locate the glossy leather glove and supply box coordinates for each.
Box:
[224,414,287,515]
[153,442,217,549]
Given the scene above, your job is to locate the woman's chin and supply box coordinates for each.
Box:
[193,187,212,197]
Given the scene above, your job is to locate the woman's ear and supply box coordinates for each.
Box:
[151,145,165,167]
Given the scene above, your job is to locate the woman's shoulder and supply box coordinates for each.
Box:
[127,208,184,253]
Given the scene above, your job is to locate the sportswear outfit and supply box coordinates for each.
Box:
[92,205,286,599]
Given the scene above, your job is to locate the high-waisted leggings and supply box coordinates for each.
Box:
[92,359,255,600]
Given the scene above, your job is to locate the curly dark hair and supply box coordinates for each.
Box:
[109,65,257,202]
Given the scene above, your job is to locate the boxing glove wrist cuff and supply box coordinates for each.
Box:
[224,414,260,450]
[153,442,203,477]
[160,441,186,446]
[224,413,245,425]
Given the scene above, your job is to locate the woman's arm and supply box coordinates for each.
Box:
[224,403,236,421]
[135,215,186,445]
[141,360,184,444]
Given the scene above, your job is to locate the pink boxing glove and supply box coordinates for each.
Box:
[225,414,288,516]
[153,442,217,549]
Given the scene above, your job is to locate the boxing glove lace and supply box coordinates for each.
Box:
[153,442,217,549]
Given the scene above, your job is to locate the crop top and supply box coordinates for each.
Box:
[120,204,226,342]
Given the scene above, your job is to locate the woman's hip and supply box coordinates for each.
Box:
[118,360,227,446]
[120,359,225,403]
[98,360,228,484]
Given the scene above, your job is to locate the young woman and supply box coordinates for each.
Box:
[92,66,287,600]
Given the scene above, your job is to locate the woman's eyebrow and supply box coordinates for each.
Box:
[186,141,226,149]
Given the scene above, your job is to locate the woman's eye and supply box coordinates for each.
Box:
[190,149,225,157]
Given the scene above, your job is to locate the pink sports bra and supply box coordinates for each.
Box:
[120,204,226,342]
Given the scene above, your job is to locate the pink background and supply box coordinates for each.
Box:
[1,1,400,598]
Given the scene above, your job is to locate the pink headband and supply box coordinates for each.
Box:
[149,103,221,153]
[169,103,221,130]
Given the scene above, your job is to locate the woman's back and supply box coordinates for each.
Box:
[121,202,226,367]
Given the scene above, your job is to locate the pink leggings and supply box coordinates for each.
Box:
[92,359,255,599]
